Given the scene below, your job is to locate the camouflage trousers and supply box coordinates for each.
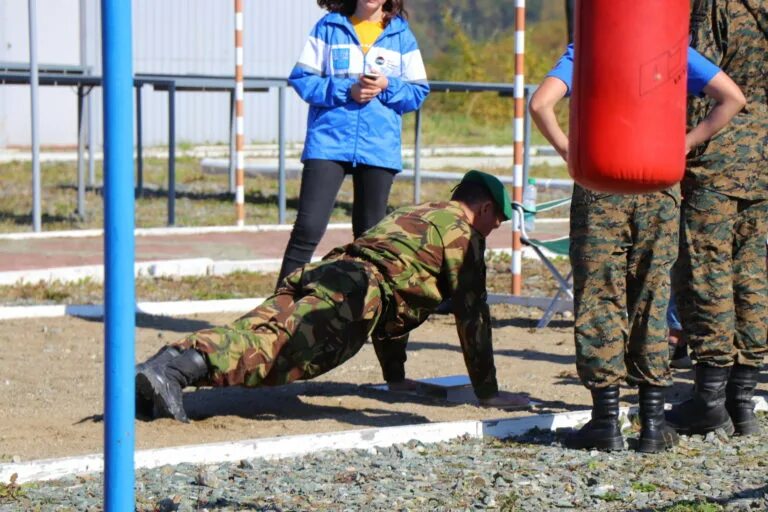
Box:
[570,186,679,389]
[173,258,385,387]
[673,185,768,368]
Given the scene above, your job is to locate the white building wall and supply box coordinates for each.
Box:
[0,0,81,147]
[0,0,324,148]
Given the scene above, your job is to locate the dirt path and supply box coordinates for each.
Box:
[1,306,763,462]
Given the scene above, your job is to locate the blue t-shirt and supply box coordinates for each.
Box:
[546,43,720,97]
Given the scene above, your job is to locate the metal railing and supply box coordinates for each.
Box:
[0,71,540,229]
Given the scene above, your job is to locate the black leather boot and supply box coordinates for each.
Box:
[726,364,761,436]
[135,348,208,422]
[637,385,679,453]
[565,386,624,451]
[135,346,182,418]
[666,364,734,436]
[136,345,181,374]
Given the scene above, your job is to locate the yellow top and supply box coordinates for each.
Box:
[350,15,384,54]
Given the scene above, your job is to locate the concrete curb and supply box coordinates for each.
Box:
[4,396,765,484]
[0,222,353,241]
[0,256,328,286]
[0,408,605,484]
[0,242,568,287]
[0,218,568,243]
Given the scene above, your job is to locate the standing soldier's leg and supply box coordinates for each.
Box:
[136,260,383,421]
[668,188,738,435]
[726,199,768,435]
[565,188,630,451]
[626,191,679,452]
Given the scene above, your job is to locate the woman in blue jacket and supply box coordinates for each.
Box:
[276,0,429,286]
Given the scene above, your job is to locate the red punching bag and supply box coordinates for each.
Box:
[569,0,689,193]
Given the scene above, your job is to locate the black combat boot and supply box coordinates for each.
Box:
[135,348,208,422]
[666,364,734,436]
[135,346,182,418]
[726,364,761,436]
[637,385,679,453]
[565,386,624,451]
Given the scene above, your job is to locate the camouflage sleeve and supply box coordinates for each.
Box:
[371,332,409,383]
[449,234,499,399]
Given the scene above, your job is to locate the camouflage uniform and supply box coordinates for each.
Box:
[673,0,768,367]
[570,186,680,389]
[173,202,499,398]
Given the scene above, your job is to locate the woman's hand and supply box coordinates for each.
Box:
[350,73,388,104]
[361,73,389,91]
[351,81,382,104]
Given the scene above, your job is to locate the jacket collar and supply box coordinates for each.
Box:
[325,11,408,38]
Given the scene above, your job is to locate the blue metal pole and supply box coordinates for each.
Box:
[101,0,135,510]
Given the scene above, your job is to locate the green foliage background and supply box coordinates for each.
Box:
[404,0,570,140]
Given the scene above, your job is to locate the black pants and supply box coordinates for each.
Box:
[276,159,396,287]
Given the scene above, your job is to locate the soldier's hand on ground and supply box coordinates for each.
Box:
[478,391,531,410]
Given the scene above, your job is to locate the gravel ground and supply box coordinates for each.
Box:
[3,414,766,511]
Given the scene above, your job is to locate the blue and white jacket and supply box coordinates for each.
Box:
[290,13,429,172]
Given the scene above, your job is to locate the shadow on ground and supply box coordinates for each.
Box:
[75,312,215,333]
[407,340,575,367]
[153,381,442,428]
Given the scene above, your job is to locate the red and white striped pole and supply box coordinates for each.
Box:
[234,0,245,226]
[511,0,526,295]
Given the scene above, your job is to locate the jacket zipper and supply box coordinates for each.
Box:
[343,16,398,167]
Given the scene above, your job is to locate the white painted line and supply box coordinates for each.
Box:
[0,266,103,286]
[0,288,568,321]
[0,258,217,286]
[0,223,353,241]
[0,256,327,286]
[211,258,283,275]
[0,298,266,321]
[0,408,605,484]
[3,396,764,483]
[0,292,568,320]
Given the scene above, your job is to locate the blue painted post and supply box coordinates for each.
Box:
[101,0,135,510]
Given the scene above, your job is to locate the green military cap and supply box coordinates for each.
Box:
[460,170,513,221]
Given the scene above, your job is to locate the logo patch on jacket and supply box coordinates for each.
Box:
[332,48,350,70]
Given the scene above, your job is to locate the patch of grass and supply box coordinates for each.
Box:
[631,481,658,493]
[0,474,30,503]
[0,156,491,232]
[598,491,624,502]
[0,271,279,306]
[497,491,519,512]
[403,108,515,147]
[528,162,570,180]
[1,149,570,233]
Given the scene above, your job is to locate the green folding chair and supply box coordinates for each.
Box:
[513,197,573,328]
